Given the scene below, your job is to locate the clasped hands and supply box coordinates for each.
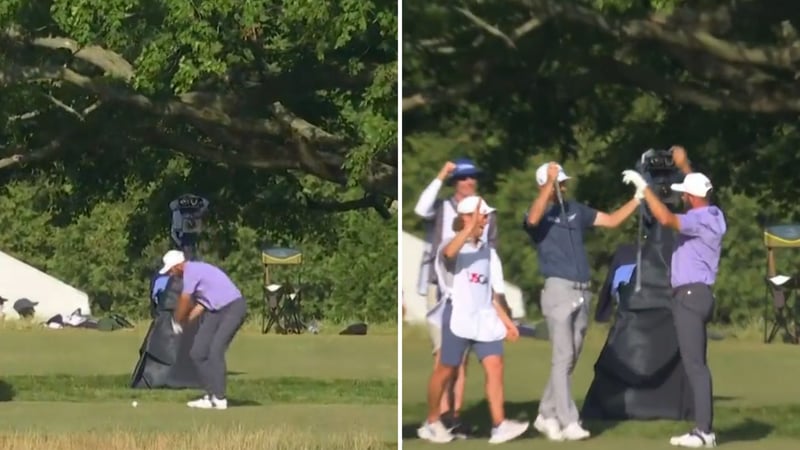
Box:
[621,169,647,201]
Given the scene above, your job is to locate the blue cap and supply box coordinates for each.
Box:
[450,158,482,179]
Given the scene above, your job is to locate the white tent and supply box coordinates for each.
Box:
[402,231,526,323]
[0,250,91,320]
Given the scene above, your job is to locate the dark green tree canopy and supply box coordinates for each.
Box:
[403,0,800,324]
[0,1,398,323]
[1,0,397,202]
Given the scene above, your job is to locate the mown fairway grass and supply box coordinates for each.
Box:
[0,322,398,450]
[402,323,800,449]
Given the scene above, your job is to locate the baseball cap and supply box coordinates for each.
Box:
[456,195,495,215]
[671,172,713,198]
[450,158,482,179]
[159,250,186,274]
[535,163,571,186]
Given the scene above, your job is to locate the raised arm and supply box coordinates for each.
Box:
[621,170,680,230]
[670,146,693,174]
[443,199,482,259]
[526,163,559,226]
[593,197,640,228]
[414,162,455,219]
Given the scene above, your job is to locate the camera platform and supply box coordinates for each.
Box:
[261,247,305,335]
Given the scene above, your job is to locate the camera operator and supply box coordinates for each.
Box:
[524,162,640,441]
[417,196,528,444]
[170,194,210,256]
[622,147,727,448]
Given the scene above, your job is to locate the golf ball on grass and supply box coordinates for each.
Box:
[131,401,138,407]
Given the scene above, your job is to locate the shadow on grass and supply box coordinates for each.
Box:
[586,395,740,437]
[226,399,262,406]
[0,380,15,401]
[403,395,752,441]
[718,418,773,443]
[402,400,540,439]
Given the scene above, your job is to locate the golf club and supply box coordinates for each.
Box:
[554,175,585,311]
[635,202,644,292]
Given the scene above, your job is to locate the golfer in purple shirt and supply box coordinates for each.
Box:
[622,147,726,449]
[159,249,247,410]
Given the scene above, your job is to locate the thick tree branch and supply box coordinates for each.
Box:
[306,194,392,216]
[518,0,800,70]
[593,56,800,113]
[1,31,396,198]
[2,28,134,80]
[0,135,71,169]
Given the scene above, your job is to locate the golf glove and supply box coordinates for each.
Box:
[622,170,647,200]
[171,318,183,335]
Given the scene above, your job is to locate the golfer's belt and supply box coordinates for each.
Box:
[571,281,591,290]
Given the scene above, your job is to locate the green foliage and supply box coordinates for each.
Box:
[404,1,800,325]
[0,154,397,323]
[0,0,397,323]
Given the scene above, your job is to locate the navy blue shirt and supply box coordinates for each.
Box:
[523,200,598,283]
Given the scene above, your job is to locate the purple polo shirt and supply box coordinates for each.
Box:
[671,206,727,288]
[182,261,242,310]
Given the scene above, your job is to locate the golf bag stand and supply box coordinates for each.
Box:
[261,247,305,334]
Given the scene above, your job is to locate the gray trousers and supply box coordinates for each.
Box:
[538,277,590,426]
[190,298,247,399]
[673,283,715,433]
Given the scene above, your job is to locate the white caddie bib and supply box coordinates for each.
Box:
[426,239,506,342]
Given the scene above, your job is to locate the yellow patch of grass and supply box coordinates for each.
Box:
[0,426,393,450]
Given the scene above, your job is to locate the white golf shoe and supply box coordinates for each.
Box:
[417,420,454,443]
[187,394,228,410]
[670,429,716,448]
[561,422,591,441]
[533,415,563,441]
[488,419,530,444]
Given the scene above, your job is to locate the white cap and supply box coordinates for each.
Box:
[535,163,571,186]
[159,250,186,274]
[671,172,713,198]
[456,195,495,215]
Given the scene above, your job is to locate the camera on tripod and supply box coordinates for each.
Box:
[636,148,684,211]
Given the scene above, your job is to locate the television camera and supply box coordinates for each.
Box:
[170,194,209,259]
[631,148,685,291]
[636,148,685,216]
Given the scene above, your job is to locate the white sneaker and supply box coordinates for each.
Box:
[186,395,227,410]
[488,419,530,444]
[417,420,454,443]
[533,415,563,441]
[670,429,716,448]
[561,422,591,441]
[187,395,212,408]
[210,396,228,410]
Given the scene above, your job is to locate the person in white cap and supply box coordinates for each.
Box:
[524,162,641,441]
[622,147,726,448]
[159,249,247,410]
[413,157,509,437]
[417,195,529,444]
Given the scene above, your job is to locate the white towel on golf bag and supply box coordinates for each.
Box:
[427,239,506,342]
